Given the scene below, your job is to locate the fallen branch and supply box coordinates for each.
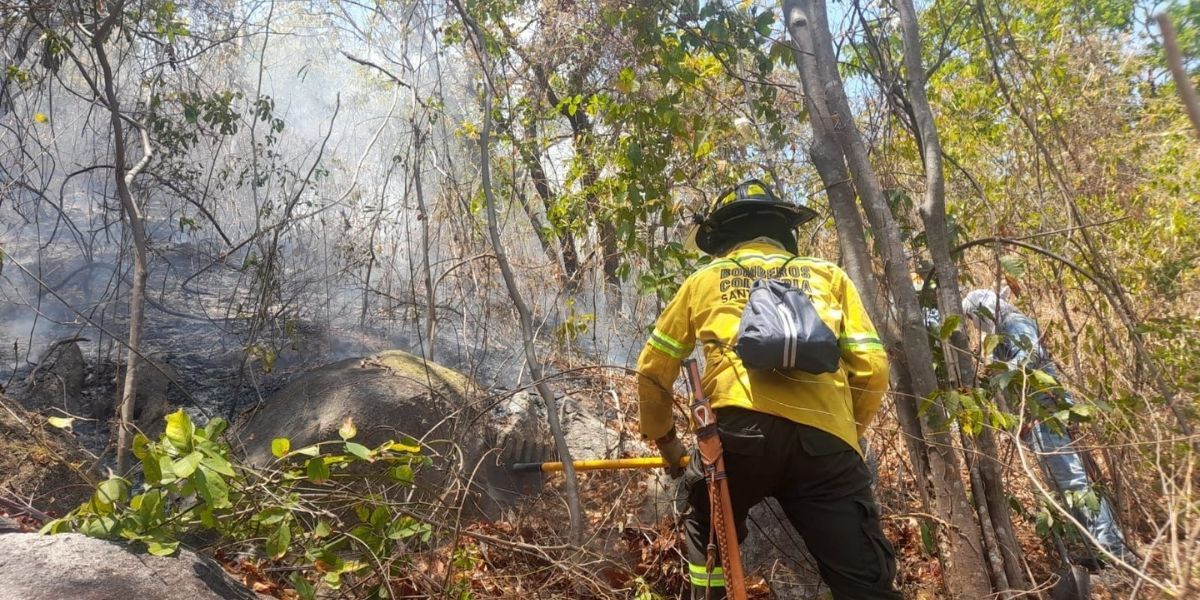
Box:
[0,495,52,524]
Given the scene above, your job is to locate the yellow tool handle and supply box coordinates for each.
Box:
[529,456,690,473]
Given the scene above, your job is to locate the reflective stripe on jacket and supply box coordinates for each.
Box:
[636,240,889,455]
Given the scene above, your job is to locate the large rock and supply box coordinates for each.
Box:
[126,361,180,437]
[0,533,261,600]
[236,350,495,515]
[93,359,181,432]
[20,340,85,415]
[740,500,825,599]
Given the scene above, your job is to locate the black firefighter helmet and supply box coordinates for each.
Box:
[685,179,819,256]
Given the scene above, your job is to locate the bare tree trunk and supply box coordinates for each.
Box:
[93,13,151,475]
[782,1,993,596]
[520,123,583,287]
[1157,13,1200,138]
[477,84,583,546]
[790,5,939,578]
[455,0,584,544]
[513,187,557,271]
[799,65,935,510]
[894,0,967,385]
[412,124,436,355]
[499,115,580,290]
[894,0,1027,591]
[361,210,380,329]
[493,21,615,297]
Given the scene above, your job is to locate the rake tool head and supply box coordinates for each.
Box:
[487,436,555,501]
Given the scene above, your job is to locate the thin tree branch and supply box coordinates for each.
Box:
[1156,13,1200,138]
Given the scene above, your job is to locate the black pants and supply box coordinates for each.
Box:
[681,408,901,599]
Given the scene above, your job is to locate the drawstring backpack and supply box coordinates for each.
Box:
[730,256,840,373]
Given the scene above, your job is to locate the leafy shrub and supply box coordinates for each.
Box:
[44,410,432,599]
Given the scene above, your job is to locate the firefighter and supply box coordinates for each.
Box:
[962,288,1130,562]
[637,180,901,599]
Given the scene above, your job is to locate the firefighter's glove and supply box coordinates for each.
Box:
[655,429,686,478]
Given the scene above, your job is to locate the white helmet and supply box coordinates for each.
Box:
[961,288,1015,334]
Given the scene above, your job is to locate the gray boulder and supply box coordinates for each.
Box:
[21,340,85,415]
[0,533,261,600]
[94,360,181,435]
[236,350,495,516]
[740,500,826,599]
[129,361,180,437]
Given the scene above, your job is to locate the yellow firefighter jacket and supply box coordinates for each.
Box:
[637,239,889,455]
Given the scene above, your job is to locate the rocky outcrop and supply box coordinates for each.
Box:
[741,500,825,599]
[0,533,262,600]
[20,339,85,415]
[16,339,178,438]
[122,361,180,438]
[236,350,496,516]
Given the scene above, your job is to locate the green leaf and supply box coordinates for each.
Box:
[1032,369,1059,388]
[255,508,288,525]
[172,451,203,478]
[344,442,371,461]
[47,416,74,429]
[132,433,152,460]
[982,334,1001,358]
[134,489,165,523]
[266,521,291,559]
[388,515,431,541]
[95,477,128,508]
[369,506,389,529]
[142,453,163,485]
[203,417,228,439]
[194,469,231,509]
[324,570,342,589]
[146,540,179,556]
[156,455,178,484]
[1035,507,1054,537]
[198,505,217,529]
[290,573,317,600]
[389,465,414,486]
[271,437,291,458]
[1052,409,1072,426]
[755,10,776,36]
[338,418,356,441]
[999,254,1026,278]
[919,519,936,556]
[386,437,422,454]
[200,453,236,478]
[306,457,330,484]
[615,67,638,94]
[80,515,119,538]
[938,314,962,341]
[1070,404,1096,420]
[165,409,194,453]
[313,520,332,538]
[40,517,72,535]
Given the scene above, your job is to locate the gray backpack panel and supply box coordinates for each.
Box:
[734,277,840,373]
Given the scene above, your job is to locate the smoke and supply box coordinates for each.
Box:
[0,3,656,412]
